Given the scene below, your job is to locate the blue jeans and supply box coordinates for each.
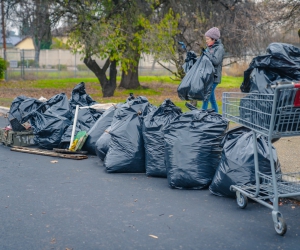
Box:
[202,83,218,113]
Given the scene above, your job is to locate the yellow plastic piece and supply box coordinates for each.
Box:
[69,139,78,151]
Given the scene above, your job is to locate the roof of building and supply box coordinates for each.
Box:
[0,34,23,47]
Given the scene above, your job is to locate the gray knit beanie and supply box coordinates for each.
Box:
[205,27,220,40]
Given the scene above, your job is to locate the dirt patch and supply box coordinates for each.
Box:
[215,87,241,100]
[273,137,300,174]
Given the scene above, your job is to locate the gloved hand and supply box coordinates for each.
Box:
[185,51,197,62]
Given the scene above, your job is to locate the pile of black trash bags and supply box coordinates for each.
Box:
[8,82,103,149]
[240,43,300,94]
[7,81,282,198]
[239,43,300,131]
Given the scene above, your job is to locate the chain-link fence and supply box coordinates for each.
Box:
[2,49,175,81]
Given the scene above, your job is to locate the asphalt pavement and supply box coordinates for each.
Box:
[0,115,300,250]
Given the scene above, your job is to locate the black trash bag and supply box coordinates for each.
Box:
[8,96,28,124]
[22,93,73,149]
[143,99,182,177]
[126,93,136,102]
[209,126,281,198]
[239,93,273,130]
[93,95,140,157]
[58,82,103,149]
[177,54,214,101]
[164,108,228,189]
[83,104,120,154]
[8,96,43,131]
[19,98,44,119]
[69,82,102,132]
[182,51,198,73]
[104,96,155,173]
[240,43,300,93]
[95,126,112,161]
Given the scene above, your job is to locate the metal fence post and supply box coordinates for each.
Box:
[74,53,77,78]
[21,49,25,80]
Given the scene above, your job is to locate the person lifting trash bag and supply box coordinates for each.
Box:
[178,41,198,74]
[177,53,215,102]
[209,126,281,198]
[164,104,228,189]
[178,27,225,114]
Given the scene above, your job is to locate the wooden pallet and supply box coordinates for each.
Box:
[10,146,88,160]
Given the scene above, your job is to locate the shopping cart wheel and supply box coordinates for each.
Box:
[236,191,248,209]
[274,213,287,236]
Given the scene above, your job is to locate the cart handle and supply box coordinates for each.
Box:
[271,81,300,88]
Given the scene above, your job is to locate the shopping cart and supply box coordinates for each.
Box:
[222,82,300,236]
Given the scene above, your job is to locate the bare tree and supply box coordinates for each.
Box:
[145,0,266,80]
[257,0,300,45]
[8,0,58,65]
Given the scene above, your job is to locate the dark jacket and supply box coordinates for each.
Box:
[204,39,225,84]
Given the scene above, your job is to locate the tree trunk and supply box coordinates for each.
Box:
[108,60,117,96]
[33,36,41,67]
[119,53,140,89]
[84,57,117,97]
[34,49,40,67]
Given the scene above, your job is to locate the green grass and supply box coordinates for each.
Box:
[138,75,243,89]
[0,75,241,113]
[220,76,243,88]
[6,70,97,79]
[140,75,243,89]
[31,78,98,88]
[139,76,179,84]
[6,74,242,90]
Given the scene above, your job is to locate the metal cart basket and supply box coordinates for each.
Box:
[222,82,300,236]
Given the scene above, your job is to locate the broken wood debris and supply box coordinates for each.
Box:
[10,146,88,160]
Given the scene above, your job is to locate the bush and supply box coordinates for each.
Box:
[77,64,89,71]
[56,64,67,71]
[27,59,37,67]
[0,57,7,79]
[18,59,39,68]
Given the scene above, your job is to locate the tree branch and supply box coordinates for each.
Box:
[157,60,178,75]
